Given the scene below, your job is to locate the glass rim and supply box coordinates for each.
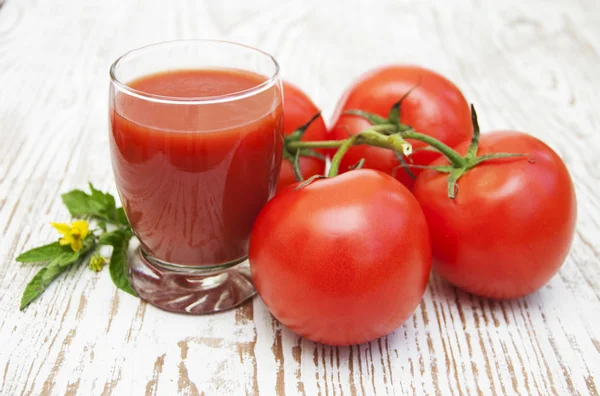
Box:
[109,39,280,105]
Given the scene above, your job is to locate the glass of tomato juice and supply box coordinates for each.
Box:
[108,40,283,314]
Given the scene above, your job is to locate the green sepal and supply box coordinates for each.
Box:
[344,110,387,125]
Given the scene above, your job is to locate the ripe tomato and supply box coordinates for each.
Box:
[249,169,432,345]
[278,82,327,192]
[413,132,577,299]
[329,65,472,189]
[277,156,324,193]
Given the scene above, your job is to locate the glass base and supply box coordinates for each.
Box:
[129,247,256,314]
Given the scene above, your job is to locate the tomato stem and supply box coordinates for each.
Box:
[288,128,463,167]
[400,130,465,167]
[364,130,413,156]
[292,149,303,181]
[468,153,529,169]
[448,169,465,199]
[287,140,345,150]
[328,135,359,177]
[293,174,325,190]
[387,80,421,125]
[465,104,480,161]
[344,110,388,125]
[288,104,529,199]
[283,111,326,182]
[393,152,417,180]
[287,111,322,141]
[297,148,326,161]
[289,129,413,157]
[371,123,397,133]
[348,158,366,170]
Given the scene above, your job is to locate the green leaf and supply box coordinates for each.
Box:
[61,185,129,226]
[97,221,107,232]
[61,189,101,218]
[89,183,117,221]
[16,242,70,263]
[54,251,81,267]
[116,207,129,226]
[109,239,137,296]
[98,229,130,246]
[89,183,114,206]
[98,228,136,296]
[55,238,94,267]
[19,237,96,310]
[20,261,69,310]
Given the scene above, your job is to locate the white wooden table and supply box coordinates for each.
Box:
[1,0,599,394]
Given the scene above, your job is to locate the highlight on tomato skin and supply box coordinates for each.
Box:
[412,131,577,300]
[328,65,472,189]
[277,81,328,192]
[249,169,432,346]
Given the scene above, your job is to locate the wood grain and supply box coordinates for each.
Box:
[1,0,599,394]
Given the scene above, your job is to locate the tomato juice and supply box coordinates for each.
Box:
[110,69,283,266]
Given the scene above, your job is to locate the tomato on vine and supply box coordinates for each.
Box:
[329,65,472,188]
[249,139,432,345]
[412,108,577,299]
[287,98,577,300]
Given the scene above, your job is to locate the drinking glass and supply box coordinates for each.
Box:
[108,40,283,314]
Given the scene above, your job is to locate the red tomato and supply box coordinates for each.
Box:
[413,132,577,299]
[249,169,432,345]
[278,82,328,192]
[277,156,324,193]
[329,65,472,189]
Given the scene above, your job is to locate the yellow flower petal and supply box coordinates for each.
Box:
[58,236,72,246]
[71,238,83,252]
[71,220,89,240]
[51,220,90,252]
[51,222,72,236]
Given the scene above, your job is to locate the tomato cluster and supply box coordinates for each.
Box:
[253,65,577,346]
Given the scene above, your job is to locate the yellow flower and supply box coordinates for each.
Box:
[89,253,107,272]
[51,220,89,252]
